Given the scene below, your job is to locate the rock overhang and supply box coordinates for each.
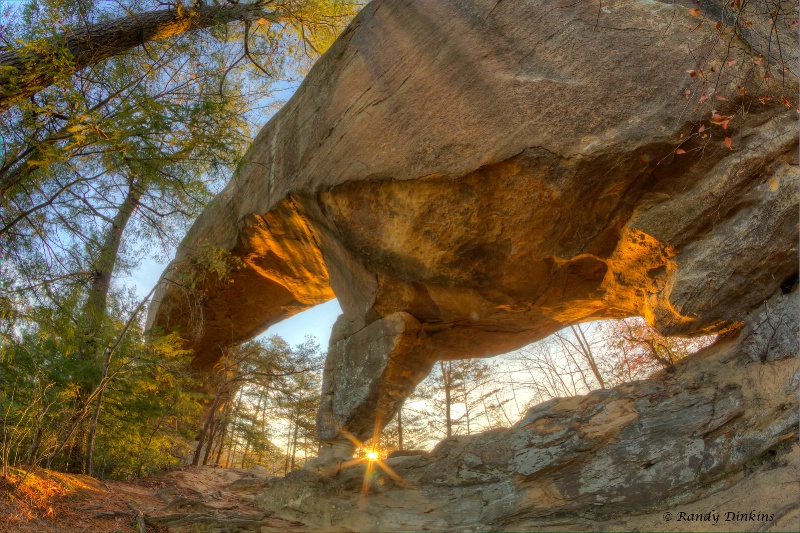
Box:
[145,0,799,444]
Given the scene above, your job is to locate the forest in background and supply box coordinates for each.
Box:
[0,0,716,485]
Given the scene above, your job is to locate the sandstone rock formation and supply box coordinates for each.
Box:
[255,289,798,531]
[147,0,799,460]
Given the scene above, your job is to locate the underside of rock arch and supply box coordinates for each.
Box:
[146,0,799,515]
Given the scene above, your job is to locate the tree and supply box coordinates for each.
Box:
[0,1,350,114]
[506,319,718,406]
[0,0,358,478]
[277,338,322,472]
[410,358,507,444]
[557,325,605,389]
[188,335,323,472]
[595,318,716,386]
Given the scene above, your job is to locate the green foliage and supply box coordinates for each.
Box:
[196,335,324,474]
[0,286,200,478]
[90,334,203,479]
[175,245,245,292]
[0,0,358,479]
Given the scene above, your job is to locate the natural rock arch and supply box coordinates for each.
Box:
[147,0,799,459]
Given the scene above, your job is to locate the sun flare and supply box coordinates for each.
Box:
[366,450,379,461]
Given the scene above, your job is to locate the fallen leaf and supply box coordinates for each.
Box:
[715,94,728,101]
[782,96,791,107]
[716,20,723,30]
[676,148,687,154]
[686,69,697,78]
[726,59,738,66]
[698,124,706,132]
[725,137,732,149]
[700,93,708,102]
[711,112,733,129]
[690,8,701,16]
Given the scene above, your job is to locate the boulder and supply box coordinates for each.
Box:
[226,477,269,493]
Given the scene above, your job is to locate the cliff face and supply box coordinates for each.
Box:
[147,0,798,456]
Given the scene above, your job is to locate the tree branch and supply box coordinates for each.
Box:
[0,2,280,112]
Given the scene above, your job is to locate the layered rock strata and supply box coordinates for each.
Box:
[147,0,799,455]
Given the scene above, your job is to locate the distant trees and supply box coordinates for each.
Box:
[398,358,509,447]
[384,318,717,453]
[594,318,716,386]
[506,318,717,406]
[190,336,323,474]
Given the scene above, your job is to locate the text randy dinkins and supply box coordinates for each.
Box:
[663,510,776,525]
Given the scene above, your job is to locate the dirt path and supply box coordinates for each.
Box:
[0,465,314,532]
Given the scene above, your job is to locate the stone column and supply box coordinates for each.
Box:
[315,312,434,459]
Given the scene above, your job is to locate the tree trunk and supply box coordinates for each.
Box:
[397,403,403,451]
[570,325,606,390]
[83,182,143,476]
[214,421,228,466]
[556,333,592,391]
[283,418,294,475]
[241,436,249,469]
[240,389,265,468]
[0,354,6,478]
[205,396,233,465]
[202,418,220,466]
[289,418,300,471]
[25,425,43,466]
[193,382,226,466]
[81,181,142,363]
[0,2,279,112]
[463,388,471,436]
[441,361,453,439]
[224,387,244,467]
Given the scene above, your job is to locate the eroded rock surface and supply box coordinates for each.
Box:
[255,290,799,531]
[147,0,799,451]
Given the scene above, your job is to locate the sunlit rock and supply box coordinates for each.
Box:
[147,0,798,462]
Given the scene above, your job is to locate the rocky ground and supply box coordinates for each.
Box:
[2,293,796,533]
[0,464,314,533]
[0,441,796,533]
[250,291,799,532]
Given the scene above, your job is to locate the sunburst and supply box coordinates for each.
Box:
[319,425,410,495]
